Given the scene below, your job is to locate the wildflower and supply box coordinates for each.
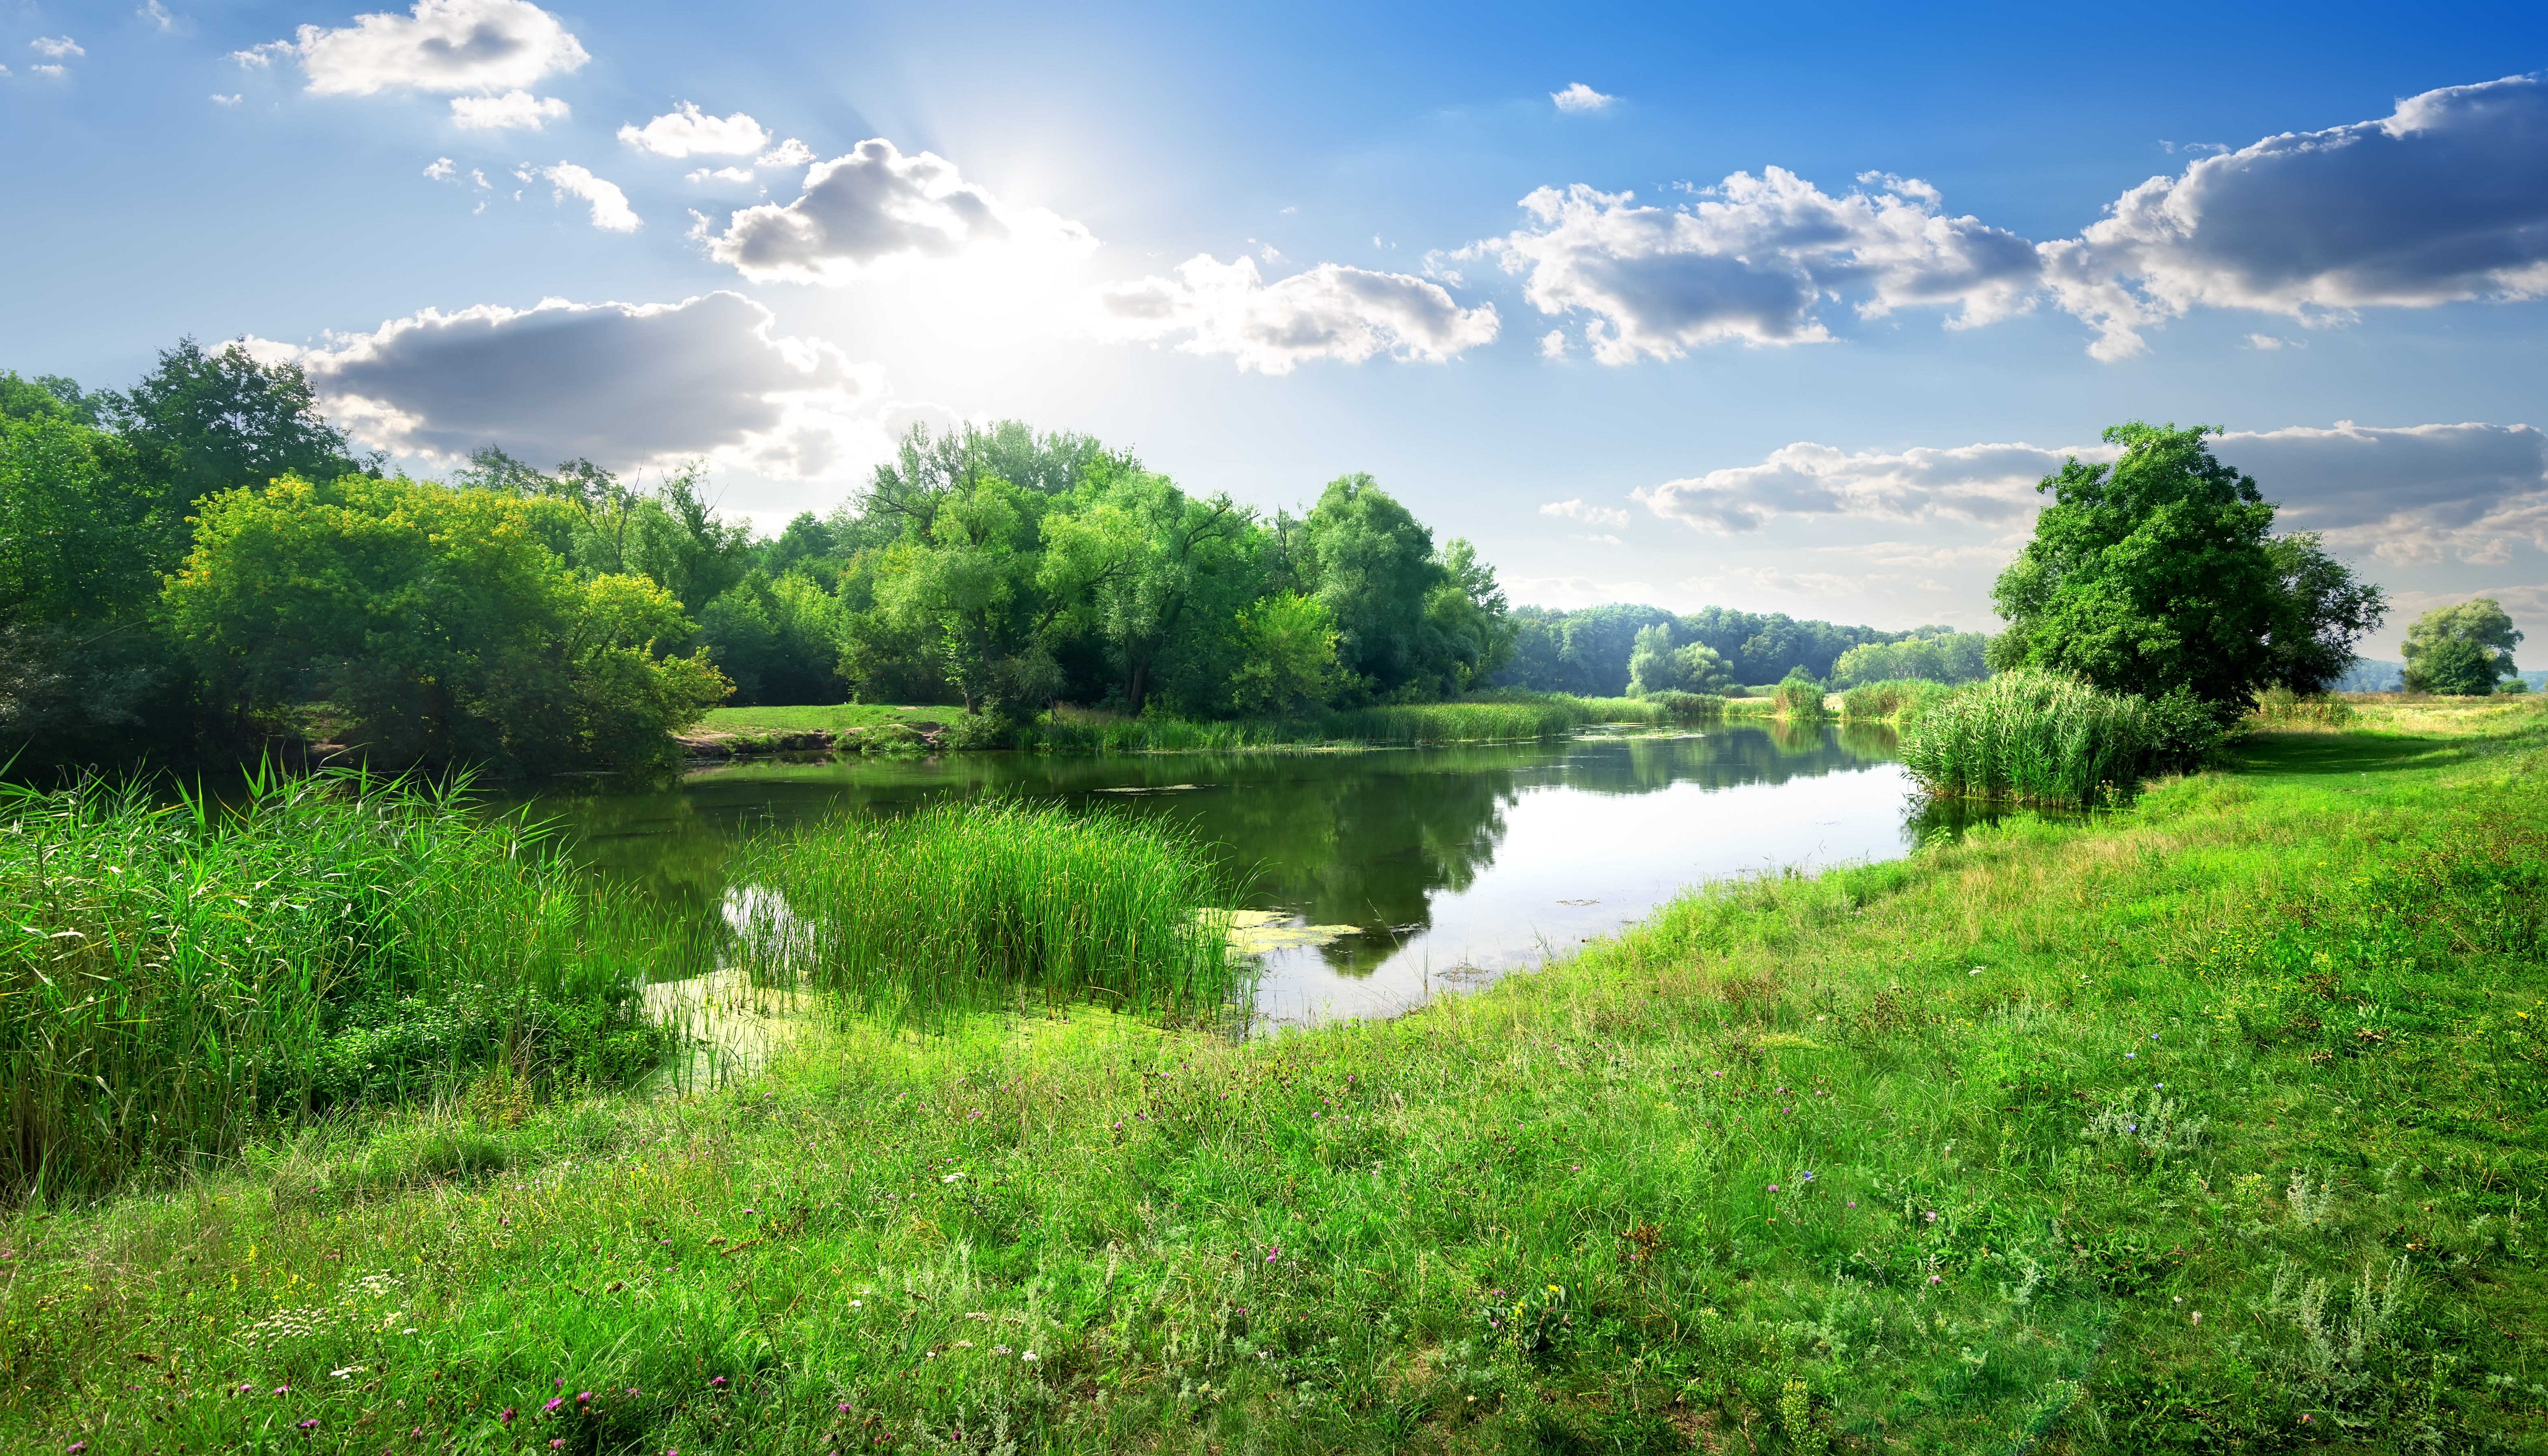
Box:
[544,1398,564,1414]
[1801,1171,1816,1182]
[502,1408,516,1424]
[1767,1184,1780,1193]
[1022,1350,1039,1362]
[576,1391,593,1406]
[2191,1311,2202,1325]
[1929,1274,1941,1284]
[300,1420,319,1430]
[2126,1052,2137,1058]
[1847,1201,1858,1208]
[68,1444,87,1454]
[551,1441,565,1450]
[274,1386,291,1397]
[710,1376,728,1389]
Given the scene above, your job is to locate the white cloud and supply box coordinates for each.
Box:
[1638,439,2091,532]
[1475,171,2041,361]
[686,166,755,185]
[1485,74,2548,362]
[756,138,814,168]
[285,291,893,482]
[709,138,1094,284]
[2209,421,2548,565]
[2244,332,2291,350]
[530,162,639,232]
[449,89,567,129]
[619,102,770,158]
[1538,329,1567,358]
[2041,74,2548,358]
[423,156,455,180]
[31,65,64,78]
[30,37,84,58]
[1634,421,2548,569]
[139,2,175,32]
[1539,498,1629,527]
[1551,83,1614,113]
[242,0,587,97]
[1088,255,1499,373]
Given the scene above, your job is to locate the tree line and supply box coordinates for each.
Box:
[2,341,1517,777]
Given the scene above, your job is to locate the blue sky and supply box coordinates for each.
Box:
[5,0,2544,659]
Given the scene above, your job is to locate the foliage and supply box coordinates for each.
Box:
[0,770,685,1195]
[699,569,848,707]
[164,475,729,774]
[1223,592,1342,718]
[1828,629,1990,687]
[2401,597,2523,695]
[2252,685,2356,726]
[1626,622,1734,697]
[97,338,367,515]
[725,800,1242,1028]
[1990,422,2385,715]
[1899,668,2221,806]
[1771,669,1827,717]
[1502,602,1944,696]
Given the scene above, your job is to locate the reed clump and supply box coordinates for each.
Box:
[0,770,686,1197]
[1032,695,1609,751]
[1897,668,2218,807]
[725,800,1243,1027]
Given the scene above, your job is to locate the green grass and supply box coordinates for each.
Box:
[0,769,687,1198]
[1029,694,1659,752]
[7,703,2546,1453]
[724,799,1243,1029]
[696,703,961,736]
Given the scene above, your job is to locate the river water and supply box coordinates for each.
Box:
[513,721,1923,1027]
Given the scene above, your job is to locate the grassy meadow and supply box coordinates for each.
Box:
[6,697,2544,1453]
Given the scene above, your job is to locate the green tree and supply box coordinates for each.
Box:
[1044,469,1256,713]
[164,475,727,772]
[1990,422,2382,714]
[1226,593,1343,717]
[100,339,364,517]
[1297,474,1444,696]
[1417,538,1516,696]
[2400,598,2522,695]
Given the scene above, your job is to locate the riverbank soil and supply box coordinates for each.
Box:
[9,701,2545,1452]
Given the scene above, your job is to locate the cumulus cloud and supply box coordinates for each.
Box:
[1635,421,2548,565]
[619,102,770,158]
[1540,499,1629,527]
[239,0,585,96]
[2043,74,2548,357]
[1636,439,2090,532]
[1089,255,1499,373]
[757,138,814,168]
[707,138,1092,284]
[423,156,455,180]
[284,291,891,480]
[2209,421,2548,565]
[212,92,242,105]
[450,89,566,129]
[140,2,175,32]
[1484,74,2548,361]
[1472,171,2041,361]
[1551,83,1614,112]
[527,162,638,231]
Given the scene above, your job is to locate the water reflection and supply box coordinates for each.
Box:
[497,724,1918,1026]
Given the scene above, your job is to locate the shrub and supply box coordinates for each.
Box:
[1771,672,1828,717]
[1837,678,1954,722]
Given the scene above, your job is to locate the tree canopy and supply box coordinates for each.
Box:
[1988,422,2384,713]
[2401,598,2523,695]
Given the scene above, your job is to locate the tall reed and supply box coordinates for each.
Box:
[0,769,689,1197]
[1838,678,1956,723]
[1897,669,2184,807]
[723,800,1243,1028]
[1032,696,1612,751]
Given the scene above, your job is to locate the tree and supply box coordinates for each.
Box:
[1626,624,1732,696]
[100,339,364,516]
[1226,594,1342,717]
[2401,598,2522,695]
[164,475,727,772]
[1990,422,2382,714]
[1044,469,1256,714]
[1417,538,1516,696]
[1297,474,1443,696]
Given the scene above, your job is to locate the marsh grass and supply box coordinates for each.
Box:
[1837,676,1956,723]
[1028,693,1680,752]
[10,710,2543,1453]
[0,769,689,1197]
[723,799,1244,1029]
[1898,668,2192,807]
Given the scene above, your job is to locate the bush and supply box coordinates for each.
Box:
[1837,678,1954,722]
[1771,672,1828,717]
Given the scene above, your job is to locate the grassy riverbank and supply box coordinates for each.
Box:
[9,700,2544,1453]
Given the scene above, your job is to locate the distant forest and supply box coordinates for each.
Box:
[1492,605,1988,698]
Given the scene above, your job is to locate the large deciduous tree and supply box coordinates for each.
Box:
[2401,598,2523,695]
[1989,422,2384,714]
